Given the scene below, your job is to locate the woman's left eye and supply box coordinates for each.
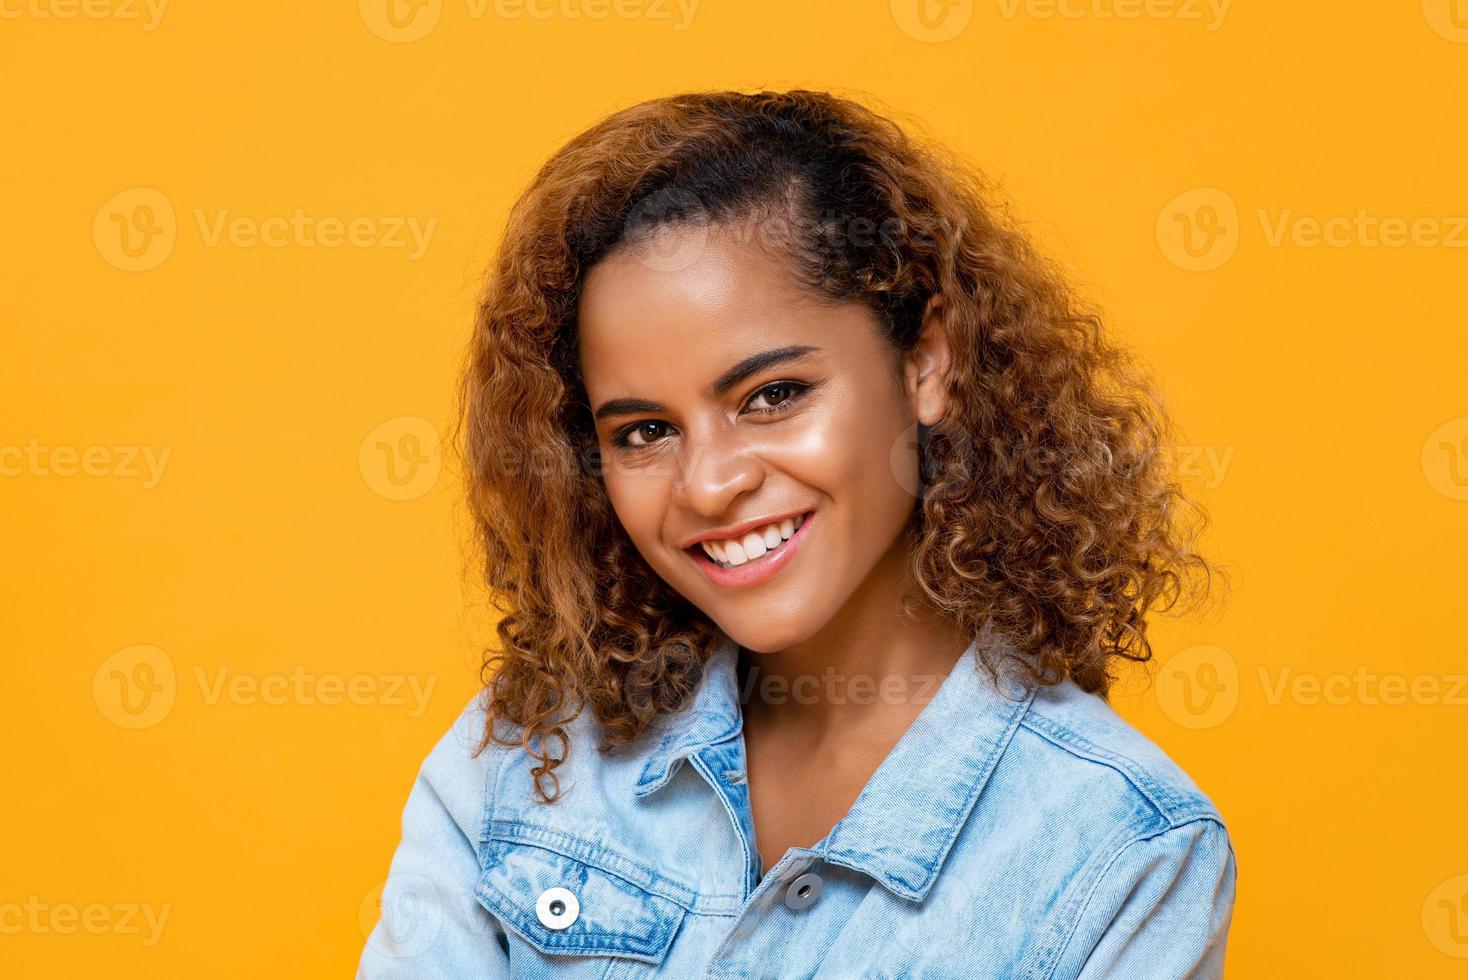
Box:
[746,381,810,414]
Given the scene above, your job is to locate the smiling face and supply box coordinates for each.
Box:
[576,221,950,654]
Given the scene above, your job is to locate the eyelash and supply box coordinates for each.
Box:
[610,380,815,450]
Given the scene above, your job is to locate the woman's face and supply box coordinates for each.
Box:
[577,221,949,654]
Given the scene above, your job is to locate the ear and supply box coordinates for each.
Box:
[902,294,952,426]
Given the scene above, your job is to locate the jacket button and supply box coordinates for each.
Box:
[535,886,579,930]
[783,871,823,911]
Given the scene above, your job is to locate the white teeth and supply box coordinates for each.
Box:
[698,513,810,569]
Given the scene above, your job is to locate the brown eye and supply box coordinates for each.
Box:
[617,420,670,448]
[747,381,809,414]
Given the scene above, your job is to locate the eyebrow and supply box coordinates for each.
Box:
[591,344,821,422]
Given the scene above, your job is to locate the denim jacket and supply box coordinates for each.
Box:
[358,632,1237,979]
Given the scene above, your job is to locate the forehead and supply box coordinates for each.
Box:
[576,224,872,397]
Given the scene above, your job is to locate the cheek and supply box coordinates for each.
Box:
[603,471,655,543]
[603,466,677,565]
[771,391,916,518]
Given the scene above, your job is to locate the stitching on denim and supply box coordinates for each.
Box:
[489,823,692,902]
[475,870,679,963]
[487,820,749,912]
[477,838,683,942]
[1028,816,1228,980]
[1018,711,1219,824]
[911,681,1038,892]
[687,748,759,902]
[638,715,742,794]
[1021,815,1145,979]
[821,681,1038,901]
[635,729,679,791]
[476,724,515,869]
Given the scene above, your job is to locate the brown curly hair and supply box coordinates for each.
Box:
[455,88,1218,802]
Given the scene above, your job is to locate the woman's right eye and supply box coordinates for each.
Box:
[614,421,672,449]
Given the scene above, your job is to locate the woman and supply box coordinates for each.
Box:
[359,89,1237,978]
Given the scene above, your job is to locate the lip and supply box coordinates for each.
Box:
[679,507,814,549]
[686,510,814,590]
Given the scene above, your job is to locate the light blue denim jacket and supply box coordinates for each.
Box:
[359,632,1237,978]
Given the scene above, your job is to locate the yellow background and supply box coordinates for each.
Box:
[4,0,1467,975]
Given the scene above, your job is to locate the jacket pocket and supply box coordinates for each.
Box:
[474,835,686,966]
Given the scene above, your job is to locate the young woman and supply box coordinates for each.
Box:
[359,89,1237,979]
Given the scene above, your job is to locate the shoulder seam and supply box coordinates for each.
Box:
[1018,710,1220,827]
[476,713,515,863]
[1031,815,1229,980]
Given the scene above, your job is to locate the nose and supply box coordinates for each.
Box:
[674,422,764,518]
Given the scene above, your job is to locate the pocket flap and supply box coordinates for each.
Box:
[474,837,685,964]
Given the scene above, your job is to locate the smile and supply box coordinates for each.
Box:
[685,510,814,590]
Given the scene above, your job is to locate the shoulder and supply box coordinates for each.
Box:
[360,692,519,975]
[404,690,511,852]
[962,671,1236,898]
[959,672,1235,890]
[412,688,658,833]
[973,677,1238,976]
[1004,675,1228,834]
[1007,680,1240,977]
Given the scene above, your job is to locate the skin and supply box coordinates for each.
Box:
[577,219,973,875]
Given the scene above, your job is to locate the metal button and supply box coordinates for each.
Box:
[783,871,823,910]
[535,886,579,930]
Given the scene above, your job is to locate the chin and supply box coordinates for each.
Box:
[709,610,822,656]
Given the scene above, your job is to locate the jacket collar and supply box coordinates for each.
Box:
[633,628,1038,903]
[633,632,745,797]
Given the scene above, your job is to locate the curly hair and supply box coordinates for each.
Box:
[455,88,1218,803]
